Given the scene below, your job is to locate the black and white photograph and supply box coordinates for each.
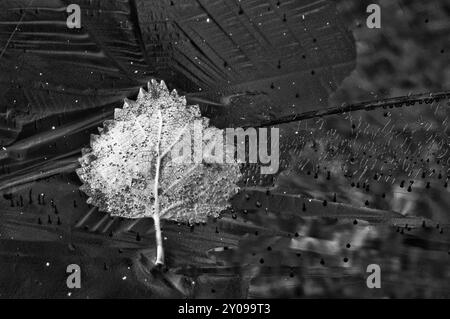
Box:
[0,0,449,304]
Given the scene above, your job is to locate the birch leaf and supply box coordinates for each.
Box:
[77,79,241,222]
[76,80,241,264]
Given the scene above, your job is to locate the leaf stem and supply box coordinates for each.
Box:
[153,210,164,265]
[153,109,164,265]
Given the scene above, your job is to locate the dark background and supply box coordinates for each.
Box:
[0,0,449,298]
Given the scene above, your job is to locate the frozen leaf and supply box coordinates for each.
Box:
[77,80,241,264]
